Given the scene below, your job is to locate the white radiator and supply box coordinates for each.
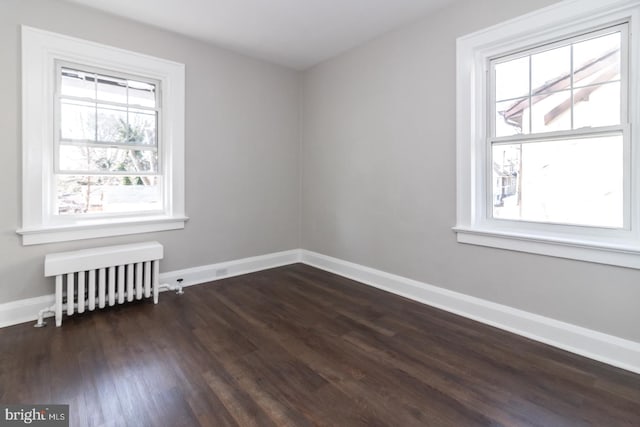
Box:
[40,242,164,327]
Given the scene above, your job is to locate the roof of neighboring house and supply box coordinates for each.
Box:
[501,48,620,128]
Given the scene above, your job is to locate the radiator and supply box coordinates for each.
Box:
[40,242,164,327]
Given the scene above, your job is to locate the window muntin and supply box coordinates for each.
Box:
[489,24,628,229]
[54,64,162,216]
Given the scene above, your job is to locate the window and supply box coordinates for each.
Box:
[455,0,640,269]
[491,26,626,229]
[19,27,186,245]
[56,65,161,215]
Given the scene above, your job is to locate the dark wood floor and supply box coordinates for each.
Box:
[1,264,639,426]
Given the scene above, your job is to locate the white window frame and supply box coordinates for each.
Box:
[454,0,640,269]
[19,26,187,245]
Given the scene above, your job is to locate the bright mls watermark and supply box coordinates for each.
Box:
[0,405,68,426]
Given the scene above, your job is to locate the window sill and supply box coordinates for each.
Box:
[17,215,189,246]
[453,226,640,269]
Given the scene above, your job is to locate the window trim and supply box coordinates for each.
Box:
[18,26,187,245]
[455,0,640,269]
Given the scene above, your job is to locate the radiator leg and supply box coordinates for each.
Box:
[152,260,159,304]
[55,275,63,327]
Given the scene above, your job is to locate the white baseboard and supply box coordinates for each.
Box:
[0,250,301,329]
[158,249,301,288]
[300,249,640,374]
[3,247,639,375]
[0,294,55,328]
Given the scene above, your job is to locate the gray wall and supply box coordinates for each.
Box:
[0,0,300,304]
[301,0,640,342]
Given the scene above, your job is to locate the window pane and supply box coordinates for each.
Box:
[492,135,623,228]
[128,109,157,146]
[531,90,572,133]
[97,104,127,143]
[574,32,621,88]
[531,45,571,94]
[61,68,95,99]
[128,81,156,108]
[97,74,127,104]
[56,175,161,215]
[59,145,158,173]
[495,56,529,101]
[573,82,620,129]
[492,29,624,138]
[496,98,529,137]
[60,100,95,141]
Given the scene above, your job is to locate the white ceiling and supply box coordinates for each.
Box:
[64,0,455,69]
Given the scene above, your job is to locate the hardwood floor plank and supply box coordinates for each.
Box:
[202,367,276,427]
